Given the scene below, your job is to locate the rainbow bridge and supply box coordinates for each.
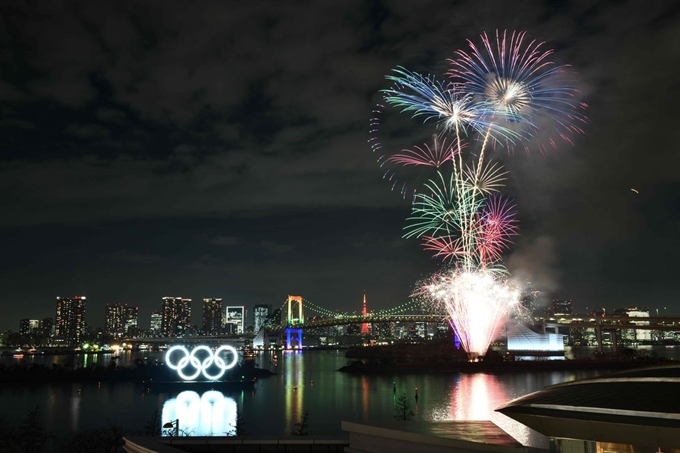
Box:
[253,295,443,348]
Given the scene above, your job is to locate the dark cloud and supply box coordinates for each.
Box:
[0,0,679,330]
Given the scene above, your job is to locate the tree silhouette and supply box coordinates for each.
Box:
[394,393,414,421]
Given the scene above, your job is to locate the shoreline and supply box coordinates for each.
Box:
[338,358,674,374]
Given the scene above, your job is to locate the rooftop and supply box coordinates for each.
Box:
[497,364,680,448]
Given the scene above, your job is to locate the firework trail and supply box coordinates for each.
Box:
[370,30,587,358]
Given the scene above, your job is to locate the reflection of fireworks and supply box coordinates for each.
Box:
[419,267,520,358]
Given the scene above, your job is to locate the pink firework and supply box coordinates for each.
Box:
[388,137,465,168]
[421,235,468,262]
[474,195,519,265]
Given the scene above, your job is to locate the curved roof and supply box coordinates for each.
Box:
[496,364,680,448]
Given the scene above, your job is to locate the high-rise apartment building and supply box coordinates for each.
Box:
[106,304,139,336]
[161,297,191,336]
[202,298,223,335]
[124,305,139,335]
[105,303,125,336]
[225,306,245,334]
[19,319,40,336]
[150,311,162,335]
[55,296,87,345]
[253,304,272,333]
[40,317,54,337]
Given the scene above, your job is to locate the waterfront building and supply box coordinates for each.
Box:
[106,304,139,337]
[373,322,392,339]
[150,311,162,335]
[614,306,651,342]
[506,322,565,360]
[253,304,271,333]
[161,297,191,337]
[124,305,139,336]
[40,317,53,337]
[54,296,87,345]
[393,322,408,339]
[546,299,573,316]
[19,319,40,336]
[414,322,426,339]
[105,303,125,336]
[498,364,680,451]
[225,305,245,334]
[202,298,223,335]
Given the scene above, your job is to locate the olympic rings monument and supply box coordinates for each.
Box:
[164,345,239,381]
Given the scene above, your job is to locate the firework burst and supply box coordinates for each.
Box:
[418,267,520,358]
[387,137,461,168]
[371,30,586,358]
[383,67,525,144]
[447,29,588,154]
[403,172,481,240]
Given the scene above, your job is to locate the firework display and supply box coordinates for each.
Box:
[372,30,586,358]
[420,268,520,358]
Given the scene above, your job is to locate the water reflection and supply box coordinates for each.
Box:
[284,351,304,430]
[161,390,237,436]
[71,385,81,431]
[429,373,536,447]
[361,377,369,418]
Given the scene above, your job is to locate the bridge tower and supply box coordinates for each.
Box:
[287,295,303,325]
[285,295,303,350]
[361,291,369,335]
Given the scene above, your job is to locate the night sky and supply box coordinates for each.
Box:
[1,0,679,331]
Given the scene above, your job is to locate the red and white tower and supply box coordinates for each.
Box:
[361,291,369,335]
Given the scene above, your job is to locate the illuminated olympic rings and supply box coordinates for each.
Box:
[165,345,239,381]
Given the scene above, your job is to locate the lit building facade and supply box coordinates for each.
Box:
[150,311,162,335]
[253,304,271,333]
[19,319,40,336]
[547,299,573,316]
[161,297,191,337]
[55,296,87,345]
[40,317,54,337]
[202,298,223,335]
[105,303,125,336]
[614,306,651,342]
[106,303,139,336]
[124,305,139,335]
[225,306,245,334]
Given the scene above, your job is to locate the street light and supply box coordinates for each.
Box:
[163,419,179,437]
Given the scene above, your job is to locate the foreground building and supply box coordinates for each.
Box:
[498,364,680,451]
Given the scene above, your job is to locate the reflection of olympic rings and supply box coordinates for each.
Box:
[165,345,239,381]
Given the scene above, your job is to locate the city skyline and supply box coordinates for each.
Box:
[1,1,679,331]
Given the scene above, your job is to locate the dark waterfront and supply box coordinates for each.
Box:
[1,346,679,448]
